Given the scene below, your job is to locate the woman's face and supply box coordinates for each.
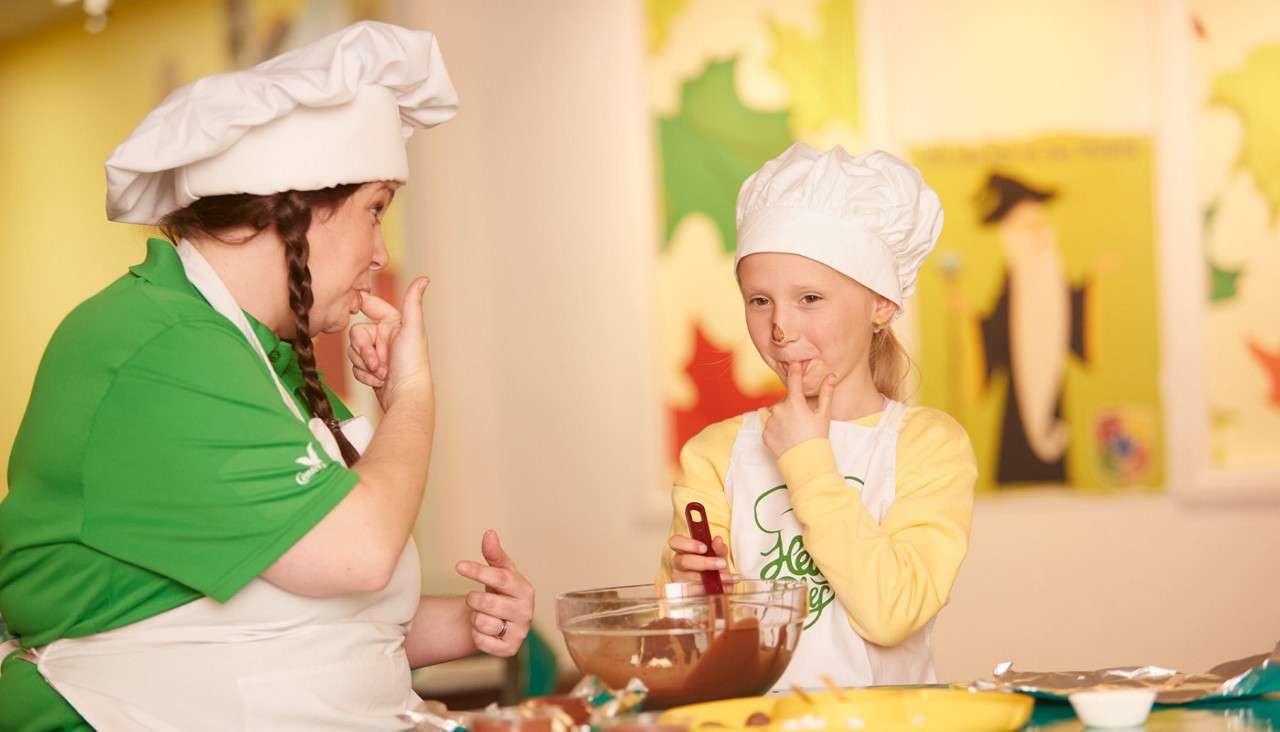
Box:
[305,181,399,335]
[738,252,895,397]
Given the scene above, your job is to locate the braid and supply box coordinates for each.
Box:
[273,192,362,467]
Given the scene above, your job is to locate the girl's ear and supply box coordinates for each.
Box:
[872,296,899,327]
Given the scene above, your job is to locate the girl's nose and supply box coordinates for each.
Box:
[772,322,789,344]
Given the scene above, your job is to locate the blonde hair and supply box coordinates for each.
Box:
[869,326,910,401]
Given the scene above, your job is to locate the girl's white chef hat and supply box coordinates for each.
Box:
[105,21,457,224]
[735,143,943,311]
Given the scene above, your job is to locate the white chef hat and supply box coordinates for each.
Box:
[734,143,943,311]
[105,21,458,224]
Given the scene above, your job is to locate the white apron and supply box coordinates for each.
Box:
[8,241,422,731]
[726,401,935,690]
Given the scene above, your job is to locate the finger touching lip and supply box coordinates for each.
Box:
[781,358,813,374]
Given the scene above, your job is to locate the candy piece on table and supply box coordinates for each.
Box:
[468,708,561,732]
[565,675,648,722]
[522,696,592,726]
[399,700,468,732]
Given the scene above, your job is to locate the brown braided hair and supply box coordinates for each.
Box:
[160,185,364,466]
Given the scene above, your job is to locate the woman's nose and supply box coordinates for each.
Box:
[370,234,390,271]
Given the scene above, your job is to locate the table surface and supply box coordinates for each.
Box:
[1025,694,1280,730]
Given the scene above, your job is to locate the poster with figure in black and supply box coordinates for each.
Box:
[976,173,1089,485]
[913,136,1161,492]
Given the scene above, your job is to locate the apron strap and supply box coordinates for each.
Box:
[175,240,309,426]
[876,400,908,435]
[175,239,369,462]
[860,399,907,478]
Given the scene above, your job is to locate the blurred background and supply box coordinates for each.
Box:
[2,0,1279,702]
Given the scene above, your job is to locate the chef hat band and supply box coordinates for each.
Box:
[737,206,901,305]
[734,144,943,312]
[176,86,407,206]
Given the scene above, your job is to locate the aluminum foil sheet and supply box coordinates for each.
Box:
[972,641,1280,704]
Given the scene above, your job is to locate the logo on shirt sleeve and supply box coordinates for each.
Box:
[295,443,326,485]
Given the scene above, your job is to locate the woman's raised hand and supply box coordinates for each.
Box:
[347,278,432,412]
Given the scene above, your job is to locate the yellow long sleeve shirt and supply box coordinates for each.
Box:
[661,406,977,647]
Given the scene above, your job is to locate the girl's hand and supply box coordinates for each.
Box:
[454,530,534,658]
[347,278,432,412]
[763,362,835,459]
[668,534,737,584]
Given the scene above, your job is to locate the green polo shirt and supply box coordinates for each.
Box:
[0,239,360,730]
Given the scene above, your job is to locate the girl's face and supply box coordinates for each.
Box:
[305,181,399,335]
[738,252,896,397]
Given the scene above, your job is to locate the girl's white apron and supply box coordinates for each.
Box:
[724,401,935,690]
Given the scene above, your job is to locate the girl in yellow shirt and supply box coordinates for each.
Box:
[662,144,977,689]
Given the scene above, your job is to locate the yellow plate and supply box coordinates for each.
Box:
[659,688,1034,732]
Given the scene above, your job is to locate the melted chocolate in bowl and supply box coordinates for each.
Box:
[558,582,807,709]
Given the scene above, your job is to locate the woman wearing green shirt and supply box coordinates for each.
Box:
[0,22,533,731]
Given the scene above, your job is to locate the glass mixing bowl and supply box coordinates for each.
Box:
[556,579,808,709]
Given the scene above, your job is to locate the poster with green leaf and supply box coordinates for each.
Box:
[1193,0,1280,471]
[647,0,865,468]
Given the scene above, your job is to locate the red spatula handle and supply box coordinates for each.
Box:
[684,502,725,595]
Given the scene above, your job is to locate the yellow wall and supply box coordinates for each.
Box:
[0,0,397,496]
[0,0,229,496]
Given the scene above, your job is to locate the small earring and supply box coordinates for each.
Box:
[872,318,885,334]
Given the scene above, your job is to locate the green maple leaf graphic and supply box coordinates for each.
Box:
[658,59,794,252]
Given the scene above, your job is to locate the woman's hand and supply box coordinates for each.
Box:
[454,530,534,658]
[763,362,835,459]
[347,277,432,411]
[667,534,737,584]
